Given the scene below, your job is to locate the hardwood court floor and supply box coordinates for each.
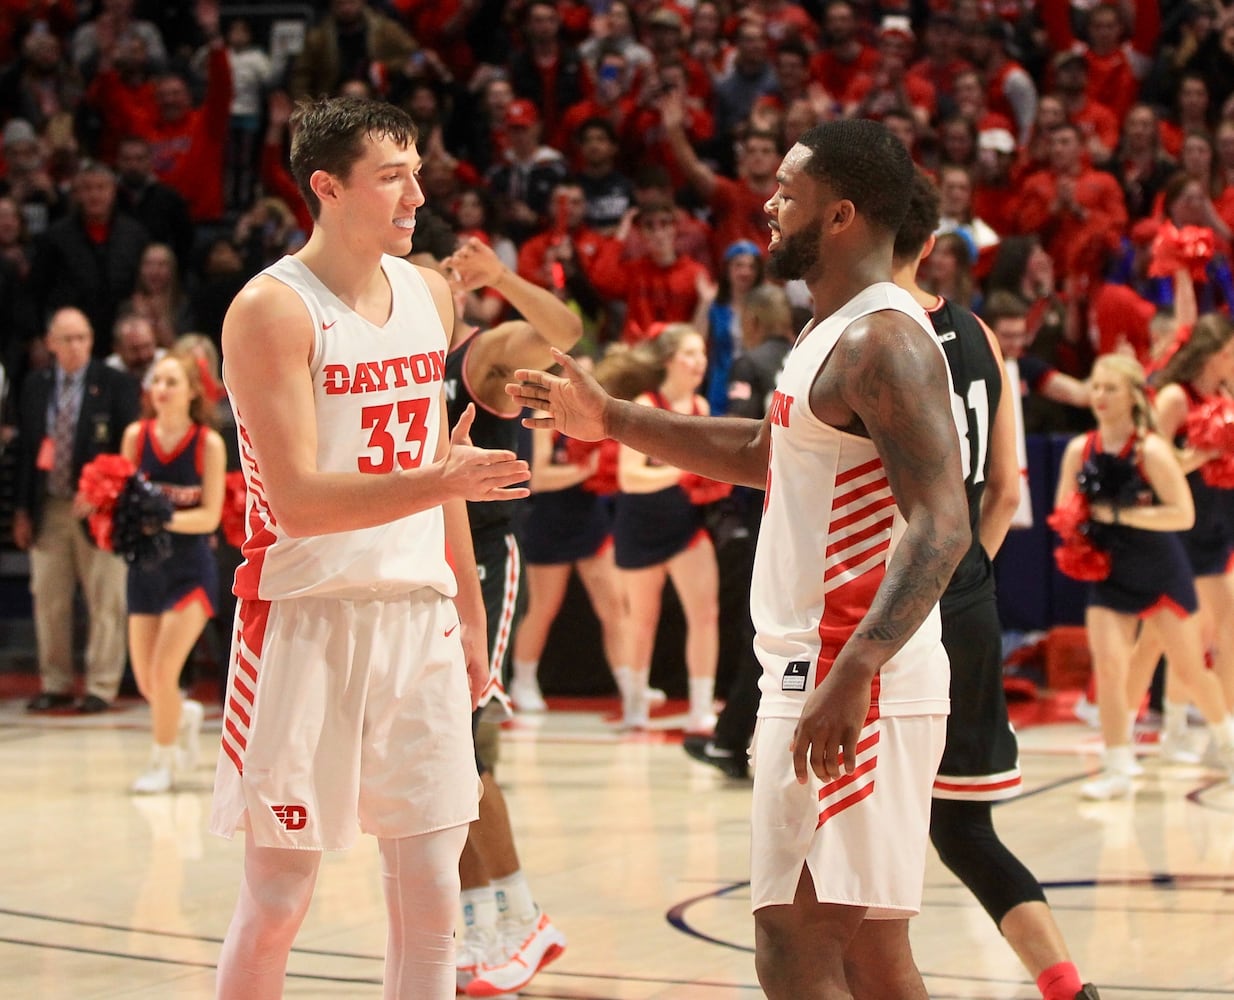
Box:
[1,692,1233,999]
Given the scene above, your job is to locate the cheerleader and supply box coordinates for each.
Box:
[1127,314,1234,761]
[121,352,226,793]
[611,324,721,732]
[1054,355,1234,800]
[508,426,631,712]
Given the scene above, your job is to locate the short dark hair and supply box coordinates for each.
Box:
[892,168,940,264]
[795,119,914,234]
[982,290,1029,326]
[576,116,618,145]
[289,96,419,219]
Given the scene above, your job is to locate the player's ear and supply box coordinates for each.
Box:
[309,169,341,208]
[829,199,856,233]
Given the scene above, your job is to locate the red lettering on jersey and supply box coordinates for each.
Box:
[350,362,380,394]
[429,349,445,381]
[323,364,350,395]
[408,353,433,384]
[383,357,411,388]
[769,390,794,428]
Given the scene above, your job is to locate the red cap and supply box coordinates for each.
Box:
[506,99,540,128]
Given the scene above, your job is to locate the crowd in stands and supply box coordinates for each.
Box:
[3,0,1234,680]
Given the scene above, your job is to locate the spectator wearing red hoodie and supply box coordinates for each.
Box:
[588,201,715,344]
[658,84,778,267]
[809,0,878,103]
[1042,0,1159,125]
[113,2,232,223]
[844,16,937,129]
[1014,122,1128,284]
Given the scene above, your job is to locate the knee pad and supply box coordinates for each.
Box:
[929,798,1045,925]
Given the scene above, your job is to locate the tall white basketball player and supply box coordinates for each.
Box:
[210,97,530,999]
[507,119,969,999]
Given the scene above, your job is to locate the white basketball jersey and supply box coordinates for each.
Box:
[752,282,951,720]
[228,254,457,601]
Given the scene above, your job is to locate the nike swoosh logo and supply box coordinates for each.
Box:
[322,320,337,330]
[444,623,458,638]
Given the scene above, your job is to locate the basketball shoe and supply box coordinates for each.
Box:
[508,677,547,713]
[1076,985,1101,998]
[465,907,566,997]
[456,925,501,994]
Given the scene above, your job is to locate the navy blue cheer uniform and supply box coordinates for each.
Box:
[1081,431,1197,618]
[519,432,613,566]
[127,421,218,616]
[1174,382,1234,577]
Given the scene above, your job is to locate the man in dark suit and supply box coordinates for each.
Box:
[28,160,150,360]
[13,308,141,713]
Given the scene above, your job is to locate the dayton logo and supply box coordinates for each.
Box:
[322,351,447,394]
[272,804,308,831]
[768,390,794,428]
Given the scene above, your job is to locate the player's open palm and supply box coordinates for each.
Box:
[790,668,871,784]
[508,348,610,441]
[443,404,531,501]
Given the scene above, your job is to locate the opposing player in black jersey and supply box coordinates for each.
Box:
[410,215,581,997]
[892,171,1100,1000]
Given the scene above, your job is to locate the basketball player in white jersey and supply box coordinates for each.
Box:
[209,97,531,1000]
[508,119,969,998]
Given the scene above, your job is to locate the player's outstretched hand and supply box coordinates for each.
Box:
[442,236,504,292]
[443,403,530,501]
[507,348,610,441]
[789,668,871,784]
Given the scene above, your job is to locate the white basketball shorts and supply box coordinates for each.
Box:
[749,713,946,917]
[209,590,480,850]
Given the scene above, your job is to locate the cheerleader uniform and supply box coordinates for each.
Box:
[613,392,706,570]
[127,421,218,616]
[1081,431,1197,618]
[518,433,614,566]
[1175,382,1234,576]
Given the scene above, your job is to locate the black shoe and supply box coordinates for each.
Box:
[683,734,749,779]
[1076,986,1101,1000]
[27,692,75,712]
[76,694,111,714]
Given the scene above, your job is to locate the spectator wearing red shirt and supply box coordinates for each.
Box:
[906,11,972,105]
[1050,50,1119,166]
[809,0,878,103]
[1014,122,1129,283]
[82,32,159,164]
[972,126,1021,237]
[952,68,1017,139]
[558,44,638,158]
[750,38,813,119]
[844,16,937,129]
[623,164,714,269]
[686,0,732,78]
[658,85,779,267]
[517,179,607,291]
[965,18,1038,145]
[588,201,715,344]
[1041,0,1158,126]
[624,60,715,193]
[742,0,818,50]
[642,7,712,105]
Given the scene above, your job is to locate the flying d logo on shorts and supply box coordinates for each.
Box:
[272,804,308,831]
[782,661,810,692]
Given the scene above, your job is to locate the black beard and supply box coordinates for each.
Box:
[767,226,820,282]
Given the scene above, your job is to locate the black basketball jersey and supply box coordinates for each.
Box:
[444,333,521,538]
[927,297,1004,609]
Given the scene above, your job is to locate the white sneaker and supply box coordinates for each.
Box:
[456,926,501,994]
[1158,732,1201,765]
[1080,769,1133,801]
[645,687,667,707]
[178,699,204,771]
[130,762,174,795]
[508,678,547,713]
[466,908,566,997]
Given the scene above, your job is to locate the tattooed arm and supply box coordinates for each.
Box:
[791,311,969,783]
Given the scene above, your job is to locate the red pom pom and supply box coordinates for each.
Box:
[1054,538,1111,581]
[1148,221,1215,281]
[679,471,733,505]
[1184,397,1234,452]
[1201,453,1234,487]
[78,454,137,548]
[221,471,248,549]
[1047,492,1090,541]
